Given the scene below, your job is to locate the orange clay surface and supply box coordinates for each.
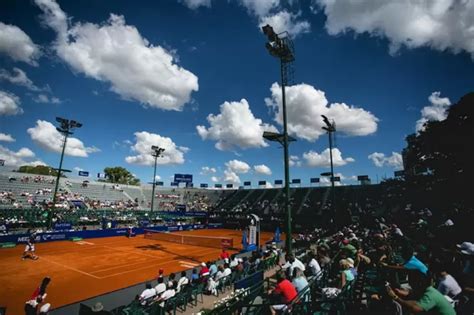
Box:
[0,229,275,315]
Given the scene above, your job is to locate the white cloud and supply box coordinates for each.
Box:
[0,22,40,65]
[197,98,277,150]
[200,166,217,175]
[0,133,15,142]
[416,91,451,132]
[0,144,44,167]
[223,169,241,184]
[259,10,311,37]
[266,82,378,141]
[0,68,41,91]
[27,120,99,157]
[289,155,302,167]
[368,152,403,168]
[316,0,474,58]
[125,131,186,166]
[73,166,84,172]
[225,159,251,173]
[239,0,280,17]
[179,0,211,9]
[35,0,198,111]
[210,176,219,183]
[0,91,23,116]
[154,175,162,181]
[254,164,272,175]
[261,181,274,189]
[303,148,355,167]
[33,94,61,104]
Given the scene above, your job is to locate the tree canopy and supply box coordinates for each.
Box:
[402,92,473,206]
[103,166,140,186]
[17,165,59,176]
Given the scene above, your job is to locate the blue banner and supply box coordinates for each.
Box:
[258,181,266,185]
[274,179,283,185]
[200,183,208,188]
[174,173,193,183]
[226,184,233,188]
[54,222,72,231]
[310,177,320,183]
[292,178,301,184]
[243,181,251,186]
[78,171,89,177]
[214,184,222,188]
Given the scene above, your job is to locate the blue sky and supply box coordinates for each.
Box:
[1,0,473,187]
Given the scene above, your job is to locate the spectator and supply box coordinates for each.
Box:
[220,248,230,260]
[191,268,199,284]
[435,264,462,299]
[176,271,189,293]
[154,277,166,296]
[138,283,156,305]
[382,246,428,275]
[387,270,456,315]
[268,271,297,315]
[339,259,355,288]
[223,263,232,277]
[281,254,305,279]
[208,261,218,277]
[154,281,176,307]
[291,267,309,293]
[199,262,210,278]
[307,252,321,276]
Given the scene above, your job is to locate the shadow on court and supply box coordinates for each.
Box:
[135,243,208,263]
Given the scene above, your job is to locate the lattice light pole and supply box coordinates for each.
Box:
[262,24,295,254]
[322,115,337,222]
[49,117,82,229]
[150,146,165,212]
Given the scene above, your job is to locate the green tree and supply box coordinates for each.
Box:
[402,92,474,206]
[103,166,140,185]
[17,165,59,176]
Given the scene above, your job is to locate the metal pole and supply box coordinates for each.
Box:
[150,154,158,212]
[281,59,292,254]
[49,131,68,229]
[328,130,336,222]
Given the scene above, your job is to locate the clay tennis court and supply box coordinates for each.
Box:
[0,229,275,315]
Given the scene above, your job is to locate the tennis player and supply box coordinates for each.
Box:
[22,232,39,260]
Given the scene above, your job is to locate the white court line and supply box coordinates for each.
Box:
[97,248,219,279]
[40,256,101,279]
[90,246,217,274]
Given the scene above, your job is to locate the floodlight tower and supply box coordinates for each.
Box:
[262,24,295,254]
[321,115,337,221]
[49,117,82,229]
[150,146,165,212]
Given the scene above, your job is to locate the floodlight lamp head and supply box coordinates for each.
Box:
[262,24,275,38]
[151,145,159,150]
[70,120,82,128]
[56,117,67,124]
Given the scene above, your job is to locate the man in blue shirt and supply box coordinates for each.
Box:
[382,246,428,275]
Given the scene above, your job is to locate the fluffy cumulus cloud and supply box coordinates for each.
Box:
[197,99,277,151]
[210,176,219,183]
[0,133,15,142]
[223,169,241,184]
[259,10,311,37]
[368,152,403,168]
[303,148,355,167]
[125,131,186,166]
[225,159,251,174]
[254,164,272,175]
[179,0,211,9]
[0,145,44,167]
[200,166,217,175]
[266,83,378,141]
[27,120,100,157]
[0,91,23,116]
[315,0,474,58]
[239,0,280,17]
[289,155,302,167]
[0,22,40,65]
[0,68,41,91]
[34,0,198,111]
[416,91,451,132]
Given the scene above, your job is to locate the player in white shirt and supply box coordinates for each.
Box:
[139,283,156,305]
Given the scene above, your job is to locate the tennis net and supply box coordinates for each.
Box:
[143,230,234,249]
